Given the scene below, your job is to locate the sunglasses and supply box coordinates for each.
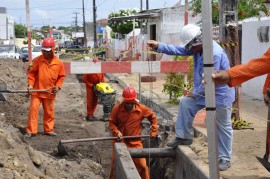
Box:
[185,34,203,50]
[185,41,195,50]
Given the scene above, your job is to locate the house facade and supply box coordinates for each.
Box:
[0,7,15,45]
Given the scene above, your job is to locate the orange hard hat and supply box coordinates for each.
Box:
[122,86,137,101]
[42,38,55,51]
[93,58,99,63]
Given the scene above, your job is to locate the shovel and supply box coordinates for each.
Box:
[58,135,150,156]
[257,88,270,172]
[0,83,55,101]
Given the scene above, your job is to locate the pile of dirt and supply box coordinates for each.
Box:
[0,59,104,178]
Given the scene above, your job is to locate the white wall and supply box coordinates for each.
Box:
[106,7,201,61]
[158,8,201,60]
[241,17,270,99]
[15,38,37,48]
[0,14,7,40]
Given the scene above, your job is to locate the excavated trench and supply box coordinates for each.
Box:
[0,59,179,178]
[71,74,177,179]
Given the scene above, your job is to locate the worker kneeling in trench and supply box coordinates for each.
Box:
[109,86,158,179]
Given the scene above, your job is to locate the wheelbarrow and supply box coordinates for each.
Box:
[0,83,55,101]
[257,88,270,172]
[57,135,150,156]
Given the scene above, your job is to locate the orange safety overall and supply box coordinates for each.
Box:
[227,48,270,93]
[82,73,105,117]
[109,102,158,179]
[27,51,65,134]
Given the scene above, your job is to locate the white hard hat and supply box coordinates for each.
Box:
[179,24,201,47]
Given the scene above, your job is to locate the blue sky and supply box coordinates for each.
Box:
[1,0,180,28]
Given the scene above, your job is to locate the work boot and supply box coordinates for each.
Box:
[167,137,192,148]
[100,117,109,122]
[24,133,35,138]
[86,116,98,121]
[44,132,57,136]
[219,159,231,171]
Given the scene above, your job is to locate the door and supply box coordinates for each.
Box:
[149,24,156,61]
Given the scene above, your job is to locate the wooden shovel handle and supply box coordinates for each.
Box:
[60,135,150,144]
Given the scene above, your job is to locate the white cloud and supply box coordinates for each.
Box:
[33,9,49,20]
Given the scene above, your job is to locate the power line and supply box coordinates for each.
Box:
[73,12,79,32]
[7,8,86,11]
[31,0,74,8]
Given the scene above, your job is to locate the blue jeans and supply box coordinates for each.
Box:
[175,96,233,161]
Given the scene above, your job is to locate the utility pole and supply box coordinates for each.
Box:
[49,18,52,38]
[25,0,32,63]
[146,0,149,10]
[93,0,97,47]
[184,0,188,25]
[219,0,240,120]
[202,1,220,178]
[73,12,79,32]
[140,0,143,11]
[82,0,87,47]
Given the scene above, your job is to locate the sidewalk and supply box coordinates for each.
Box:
[113,72,270,178]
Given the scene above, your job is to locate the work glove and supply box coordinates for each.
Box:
[264,88,270,107]
[117,132,123,141]
[52,86,60,93]
[27,85,33,93]
[150,131,157,138]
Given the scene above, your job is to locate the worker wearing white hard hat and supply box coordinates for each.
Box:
[147,24,235,171]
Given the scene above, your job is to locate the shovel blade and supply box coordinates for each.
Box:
[58,142,69,156]
[0,83,8,101]
[0,93,7,101]
[256,156,270,172]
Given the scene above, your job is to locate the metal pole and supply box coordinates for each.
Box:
[139,1,143,102]
[82,0,87,48]
[183,0,189,96]
[25,0,32,63]
[129,148,176,158]
[201,1,220,178]
[49,19,52,37]
[219,0,240,121]
[184,0,188,25]
[93,0,97,47]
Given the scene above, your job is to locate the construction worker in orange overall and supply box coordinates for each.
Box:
[82,58,105,121]
[109,86,158,179]
[208,48,270,104]
[25,37,66,138]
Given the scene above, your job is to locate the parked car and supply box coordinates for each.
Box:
[58,42,64,50]
[65,45,89,54]
[0,45,20,59]
[20,46,29,52]
[32,45,42,59]
[64,41,74,48]
[19,49,29,62]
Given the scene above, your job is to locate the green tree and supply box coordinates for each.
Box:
[58,26,72,35]
[162,56,194,104]
[189,0,269,25]
[108,9,140,36]
[14,24,26,38]
[40,25,50,34]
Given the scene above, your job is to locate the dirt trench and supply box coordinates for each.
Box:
[0,59,174,178]
[0,59,108,178]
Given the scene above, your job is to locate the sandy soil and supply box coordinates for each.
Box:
[0,59,109,178]
[1,59,270,178]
